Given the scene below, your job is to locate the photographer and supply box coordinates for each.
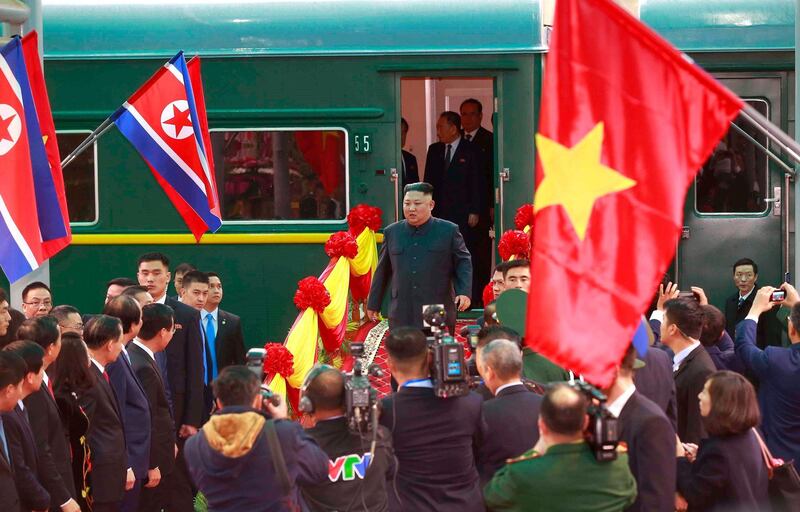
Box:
[379,327,486,512]
[300,365,396,512]
[184,366,328,512]
[484,384,636,511]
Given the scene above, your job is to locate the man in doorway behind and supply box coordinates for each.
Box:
[400,118,419,186]
[724,257,782,348]
[367,182,472,333]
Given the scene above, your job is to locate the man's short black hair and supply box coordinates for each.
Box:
[182,270,209,289]
[174,263,195,276]
[22,281,51,302]
[400,117,408,131]
[386,327,428,373]
[0,351,25,389]
[403,182,434,196]
[3,340,44,375]
[664,298,705,339]
[477,325,521,349]
[213,365,260,407]
[83,315,123,350]
[305,367,345,412]
[206,271,220,280]
[50,305,81,324]
[502,259,530,279]
[139,303,175,340]
[16,316,60,350]
[106,277,137,288]
[137,252,170,269]
[540,384,588,436]
[493,261,510,275]
[103,295,141,335]
[439,111,462,133]
[732,257,758,275]
[121,285,149,298]
[699,305,726,347]
[0,288,7,304]
[460,98,483,113]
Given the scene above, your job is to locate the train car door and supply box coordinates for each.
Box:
[677,75,788,309]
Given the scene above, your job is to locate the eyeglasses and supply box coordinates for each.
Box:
[23,300,52,308]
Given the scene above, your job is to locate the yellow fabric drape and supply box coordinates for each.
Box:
[285,308,319,389]
[320,256,350,329]
[349,228,378,276]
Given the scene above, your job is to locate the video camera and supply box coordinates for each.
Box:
[423,304,470,398]
[344,342,382,434]
[568,380,619,462]
[245,348,282,407]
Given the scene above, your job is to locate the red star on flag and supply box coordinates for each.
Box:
[0,112,16,143]
[164,104,192,133]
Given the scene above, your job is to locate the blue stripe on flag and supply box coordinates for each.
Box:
[0,200,37,283]
[114,108,222,231]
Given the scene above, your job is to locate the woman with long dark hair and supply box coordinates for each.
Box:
[676,370,770,511]
[50,332,94,511]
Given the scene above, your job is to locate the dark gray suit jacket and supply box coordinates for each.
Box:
[367,217,472,329]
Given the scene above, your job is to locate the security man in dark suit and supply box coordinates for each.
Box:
[475,339,541,485]
[379,327,486,512]
[400,118,419,186]
[367,182,472,333]
[129,303,178,512]
[724,257,782,348]
[203,273,246,374]
[0,350,26,512]
[606,344,675,512]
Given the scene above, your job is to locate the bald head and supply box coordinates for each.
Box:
[306,367,345,413]
[541,384,587,436]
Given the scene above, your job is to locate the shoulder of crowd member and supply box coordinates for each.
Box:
[505,448,541,465]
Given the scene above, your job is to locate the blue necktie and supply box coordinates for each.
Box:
[205,314,218,382]
[0,416,10,465]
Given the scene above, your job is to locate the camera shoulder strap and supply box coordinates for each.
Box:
[265,419,293,496]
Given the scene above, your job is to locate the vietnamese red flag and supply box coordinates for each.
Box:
[525,0,743,386]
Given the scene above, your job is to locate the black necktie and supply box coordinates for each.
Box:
[444,144,451,166]
[465,134,472,141]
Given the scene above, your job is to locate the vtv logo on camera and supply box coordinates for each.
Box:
[328,453,372,482]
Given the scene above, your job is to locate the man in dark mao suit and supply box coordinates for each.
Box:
[367,182,472,332]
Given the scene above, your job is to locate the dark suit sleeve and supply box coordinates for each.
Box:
[367,236,392,312]
[424,146,440,197]
[733,319,770,378]
[633,415,676,511]
[676,450,727,509]
[136,366,162,470]
[107,362,130,436]
[451,227,472,298]
[466,148,482,215]
[25,392,73,505]
[5,416,51,510]
[183,312,205,427]
[230,317,247,366]
[717,331,734,352]
[684,368,710,443]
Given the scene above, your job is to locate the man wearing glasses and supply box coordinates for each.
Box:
[21,282,53,319]
[50,306,84,336]
[723,258,782,348]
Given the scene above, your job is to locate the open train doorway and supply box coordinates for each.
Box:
[400,76,497,308]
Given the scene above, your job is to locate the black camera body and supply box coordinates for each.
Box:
[423,304,470,398]
[568,380,619,462]
[245,348,281,407]
[344,342,380,434]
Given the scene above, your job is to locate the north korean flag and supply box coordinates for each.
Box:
[112,52,221,240]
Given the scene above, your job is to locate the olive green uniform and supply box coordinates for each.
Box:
[522,348,571,383]
[484,442,637,512]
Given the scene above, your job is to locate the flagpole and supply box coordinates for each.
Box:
[60,115,115,170]
[740,103,800,171]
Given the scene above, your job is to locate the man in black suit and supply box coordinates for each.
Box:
[633,345,678,431]
[82,315,129,512]
[137,252,203,511]
[659,298,716,444]
[367,182,472,332]
[129,303,177,512]
[606,344,675,512]
[0,289,22,348]
[0,351,26,512]
[379,327,486,512]
[2,341,50,511]
[724,257,782,348]
[203,273,246,374]
[104,296,152,512]
[400,117,419,186]
[475,339,541,485]
[16,317,79,512]
[460,99,493,306]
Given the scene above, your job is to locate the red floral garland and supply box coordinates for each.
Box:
[263,343,295,379]
[482,282,495,306]
[348,204,383,235]
[325,231,359,259]
[514,204,535,231]
[293,277,331,312]
[498,230,531,261]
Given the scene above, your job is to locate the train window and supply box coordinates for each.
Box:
[209,129,348,222]
[695,100,769,214]
[57,132,98,224]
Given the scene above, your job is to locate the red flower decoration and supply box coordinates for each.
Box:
[514,204,535,231]
[482,282,495,306]
[325,231,359,259]
[263,343,295,379]
[498,230,531,261]
[294,276,331,312]
[348,204,383,235]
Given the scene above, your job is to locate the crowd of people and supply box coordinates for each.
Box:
[0,182,798,511]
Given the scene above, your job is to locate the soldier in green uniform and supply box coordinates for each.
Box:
[484,384,637,512]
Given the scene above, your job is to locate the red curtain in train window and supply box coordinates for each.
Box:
[294,131,344,195]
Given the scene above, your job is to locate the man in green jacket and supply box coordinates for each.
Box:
[485,383,637,512]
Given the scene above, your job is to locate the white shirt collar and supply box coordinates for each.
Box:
[132,338,156,361]
[203,308,218,322]
[154,293,167,305]
[495,380,523,396]
[465,128,479,139]
[17,399,24,411]
[739,287,755,301]
[445,136,461,158]
[673,342,701,372]
[90,357,105,374]
[42,372,49,386]
[607,383,636,418]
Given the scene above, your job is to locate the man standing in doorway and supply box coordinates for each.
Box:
[724,257,781,348]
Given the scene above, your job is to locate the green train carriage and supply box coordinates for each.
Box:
[3,0,794,347]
